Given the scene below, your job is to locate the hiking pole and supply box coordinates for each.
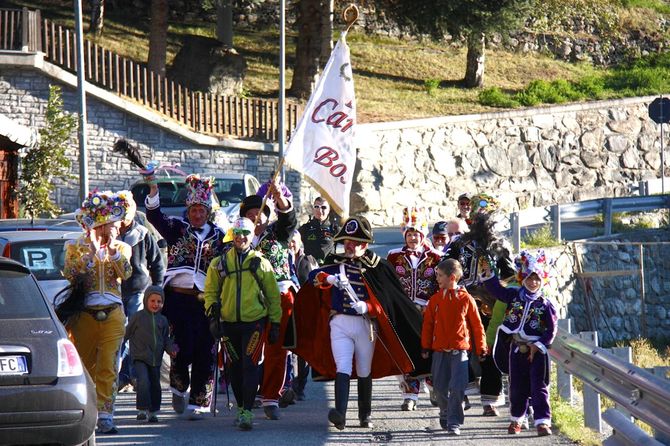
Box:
[211,337,219,417]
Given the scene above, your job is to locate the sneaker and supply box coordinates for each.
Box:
[136,410,147,421]
[148,413,159,423]
[181,408,204,421]
[263,405,280,420]
[447,427,461,436]
[463,395,471,411]
[483,405,499,416]
[97,418,118,434]
[508,421,522,435]
[439,419,449,430]
[429,389,439,407]
[238,409,253,430]
[328,408,346,430]
[537,424,552,436]
[172,393,186,414]
[521,418,529,430]
[400,398,416,411]
[278,388,296,408]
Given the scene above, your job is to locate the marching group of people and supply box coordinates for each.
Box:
[56,171,558,438]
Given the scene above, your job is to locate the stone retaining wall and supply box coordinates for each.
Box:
[0,67,316,216]
[543,229,669,345]
[353,97,665,227]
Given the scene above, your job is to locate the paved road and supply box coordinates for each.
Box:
[98,377,575,445]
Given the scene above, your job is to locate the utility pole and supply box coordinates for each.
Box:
[74,0,89,201]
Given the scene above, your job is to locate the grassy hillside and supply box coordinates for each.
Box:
[4,0,668,123]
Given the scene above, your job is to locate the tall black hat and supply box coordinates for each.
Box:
[239,195,271,218]
[333,216,374,244]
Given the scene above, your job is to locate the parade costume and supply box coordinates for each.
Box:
[63,190,132,434]
[444,194,515,412]
[145,175,230,417]
[240,194,298,418]
[386,206,442,409]
[204,217,282,430]
[422,286,486,433]
[288,217,430,430]
[482,250,558,434]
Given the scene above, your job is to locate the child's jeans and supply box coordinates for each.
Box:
[431,350,469,429]
[134,360,162,412]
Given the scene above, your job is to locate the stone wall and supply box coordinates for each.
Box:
[353,97,665,227]
[540,229,670,345]
[0,67,316,216]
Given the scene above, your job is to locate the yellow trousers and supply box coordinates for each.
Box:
[68,306,125,417]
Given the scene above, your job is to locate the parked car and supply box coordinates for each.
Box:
[0,257,96,446]
[0,229,83,304]
[130,173,261,226]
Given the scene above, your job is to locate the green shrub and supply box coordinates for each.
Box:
[521,224,561,248]
[424,78,440,96]
[574,75,606,99]
[478,87,520,108]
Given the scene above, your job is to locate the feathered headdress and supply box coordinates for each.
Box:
[401,206,428,236]
[514,249,553,284]
[185,174,217,210]
[113,138,146,170]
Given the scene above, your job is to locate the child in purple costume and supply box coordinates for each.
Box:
[480,249,557,437]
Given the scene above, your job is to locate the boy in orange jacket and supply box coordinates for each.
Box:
[421,259,487,436]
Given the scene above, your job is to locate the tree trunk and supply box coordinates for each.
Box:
[216,0,233,48]
[148,0,168,77]
[319,0,334,67]
[288,0,323,99]
[464,32,485,88]
[89,0,105,35]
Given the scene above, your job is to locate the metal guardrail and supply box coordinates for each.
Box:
[550,326,670,444]
[509,192,670,251]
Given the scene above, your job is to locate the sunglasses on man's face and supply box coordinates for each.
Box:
[233,229,251,236]
[314,205,328,210]
[458,201,471,206]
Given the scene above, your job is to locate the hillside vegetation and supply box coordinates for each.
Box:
[5,0,670,123]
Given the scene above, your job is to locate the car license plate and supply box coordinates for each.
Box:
[0,355,28,375]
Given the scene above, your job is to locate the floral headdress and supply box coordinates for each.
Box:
[115,190,136,222]
[401,206,428,237]
[514,249,553,284]
[75,190,126,230]
[469,193,501,219]
[185,174,216,210]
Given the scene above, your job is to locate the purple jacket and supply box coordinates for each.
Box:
[483,276,557,354]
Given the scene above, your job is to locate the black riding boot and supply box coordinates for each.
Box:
[328,372,350,430]
[358,375,374,428]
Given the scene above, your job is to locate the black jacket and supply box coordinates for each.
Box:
[298,217,338,264]
[119,220,165,296]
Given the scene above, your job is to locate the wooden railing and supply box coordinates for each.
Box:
[1,8,299,142]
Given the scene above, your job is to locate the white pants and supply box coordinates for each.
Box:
[330,314,376,377]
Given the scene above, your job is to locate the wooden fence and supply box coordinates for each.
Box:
[1,8,300,142]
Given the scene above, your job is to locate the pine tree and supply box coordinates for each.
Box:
[19,85,76,219]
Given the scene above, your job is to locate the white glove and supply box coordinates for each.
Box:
[326,274,349,290]
[352,300,368,315]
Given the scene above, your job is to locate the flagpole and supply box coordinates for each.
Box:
[279,0,286,180]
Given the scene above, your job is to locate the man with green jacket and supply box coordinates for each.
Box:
[204,217,281,430]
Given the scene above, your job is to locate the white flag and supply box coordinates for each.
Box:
[284,33,356,217]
